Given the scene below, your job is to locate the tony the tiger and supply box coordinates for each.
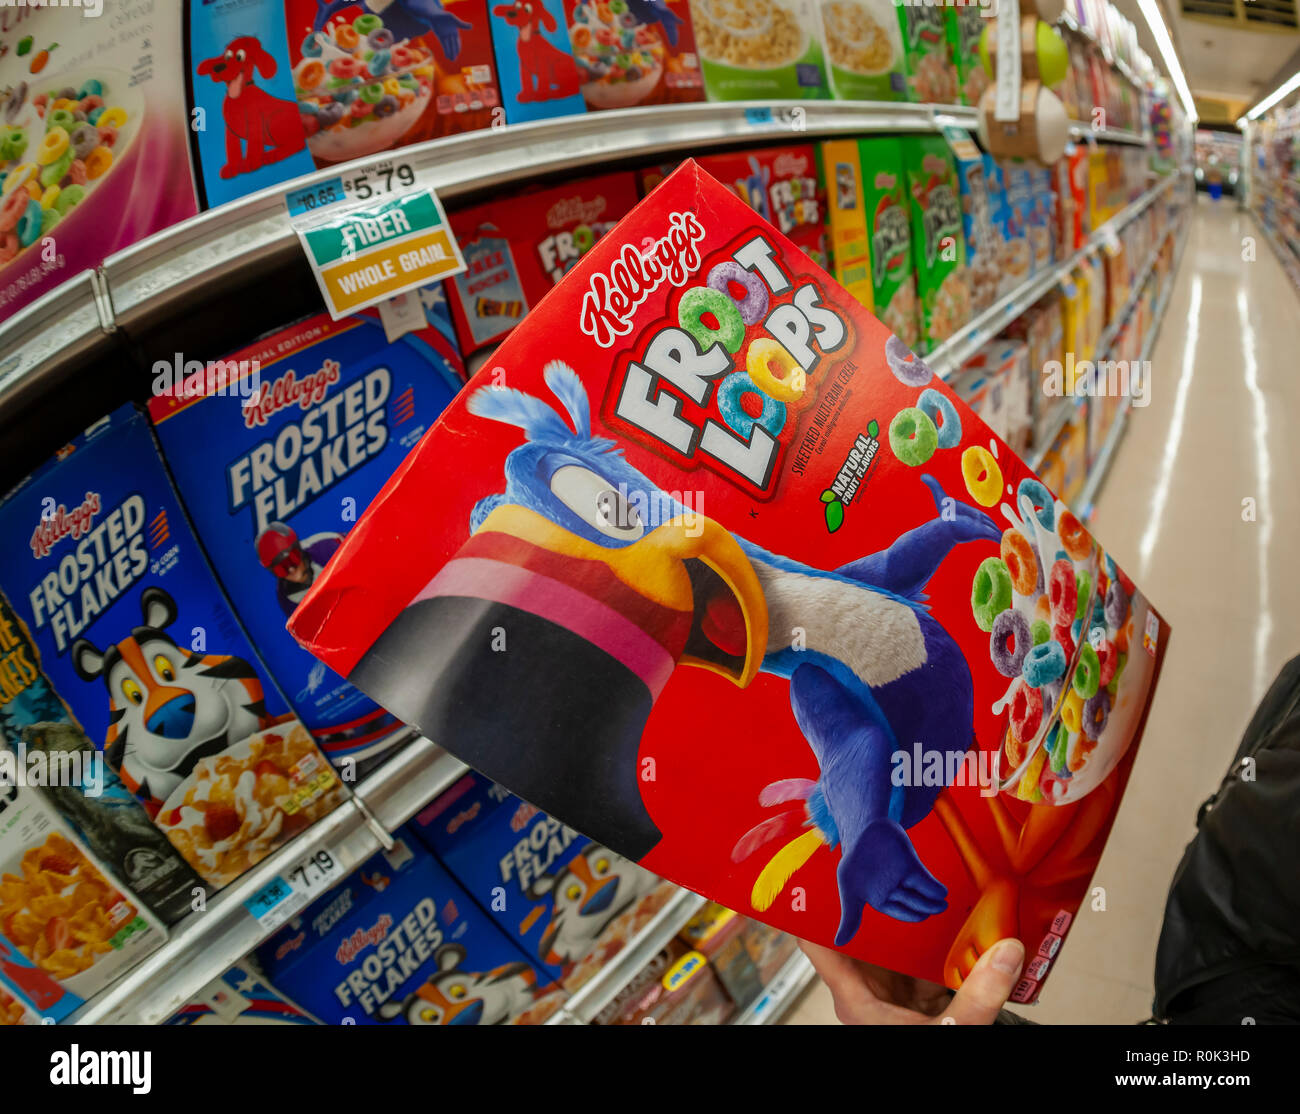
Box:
[71,586,273,814]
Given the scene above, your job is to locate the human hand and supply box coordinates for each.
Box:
[799,937,1025,1025]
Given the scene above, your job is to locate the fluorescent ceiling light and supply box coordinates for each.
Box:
[1137,0,1197,121]
[1247,71,1300,121]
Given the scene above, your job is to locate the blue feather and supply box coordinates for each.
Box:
[543,361,591,441]
[467,384,574,444]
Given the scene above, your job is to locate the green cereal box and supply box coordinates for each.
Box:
[951,6,992,108]
[858,137,922,352]
[819,0,907,102]
[690,0,830,100]
[902,135,971,353]
[897,5,958,105]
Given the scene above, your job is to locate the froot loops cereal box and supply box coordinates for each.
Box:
[0,2,197,324]
[0,783,165,1022]
[286,160,1170,1003]
[148,290,466,773]
[409,770,673,991]
[0,405,344,893]
[689,0,829,100]
[257,833,567,1024]
[563,0,704,111]
[444,170,641,354]
[186,0,502,209]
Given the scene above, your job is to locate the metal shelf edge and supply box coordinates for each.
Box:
[732,952,817,1026]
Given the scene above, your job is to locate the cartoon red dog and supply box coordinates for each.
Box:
[197,36,305,179]
[493,2,582,103]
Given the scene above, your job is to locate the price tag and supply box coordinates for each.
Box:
[244,847,343,931]
[286,159,466,320]
[744,106,774,127]
[942,125,982,164]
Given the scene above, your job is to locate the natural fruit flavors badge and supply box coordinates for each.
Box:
[287,161,1169,1002]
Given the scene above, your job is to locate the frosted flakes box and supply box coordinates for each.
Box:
[689,0,829,101]
[166,962,319,1025]
[286,160,1170,1003]
[185,0,501,209]
[0,589,203,925]
[257,833,566,1024]
[0,406,345,892]
[818,0,906,102]
[0,782,165,1022]
[487,0,587,124]
[148,291,466,771]
[563,0,704,111]
[0,1,197,324]
[445,170,641,354]
[410,771,669,990]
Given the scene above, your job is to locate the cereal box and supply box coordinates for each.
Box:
[0,2,198,324]
[696,145,827,269]
[445,171,641,354]
[186,0,502,209]
[148,292,466,772]
[903,135,970,352]
[563,0,705,110]
[409,771,670,990]
[690,0,830,101]
[855,137,921,350]
[0,782,165,1022]
[992,156,1032,293]
[487,0,587,124]
[165,962,319,1025]
[951,5,990,108]
[820,140,875,312]
[960,339,1031,455]
[284,160,1171,1003]
[257,833,566,1024]
[0,406,345,892]
[0,589,203,925]
[678,901,766,1009]
[592,938,735,1024]
[897,5,958,104]
[953,145,1002,316]
[818,0,907,102]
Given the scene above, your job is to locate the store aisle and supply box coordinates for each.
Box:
[786,194,1300,1026]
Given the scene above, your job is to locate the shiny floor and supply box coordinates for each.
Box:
[785,194,1299,1026]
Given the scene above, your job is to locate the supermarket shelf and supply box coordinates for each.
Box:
[932,172,1178,381]
[1029,397,1084,472]
[732,952,818,1026]
[71,793,387,1026]
[1252,210,1300,292]
[1069,124,1149,148]
[352,734,470,834]
[547,887,708,1025]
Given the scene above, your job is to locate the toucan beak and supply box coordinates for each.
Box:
[474,505,768,688]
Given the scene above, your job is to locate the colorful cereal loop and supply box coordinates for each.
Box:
[916,388,961,449]
[1000,529,1037,595]
[961,444,1002,507]
[716,372,786,440]
[1017,478,1055,530]
[746,338,804,403]
[971,556,1013,632]
[1058,509,1092,560]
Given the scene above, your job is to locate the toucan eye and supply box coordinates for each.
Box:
[121,678,143,705]
[549,465,644,541]
[153,654,175,682]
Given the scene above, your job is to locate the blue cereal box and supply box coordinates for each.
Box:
[257,832,566,1024]
[488,0,588,125]
[0,406,346,892]
[411,772,669,989]
[166,962,319,1025]
[149,293,466,772]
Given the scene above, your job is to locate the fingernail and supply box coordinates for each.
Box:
[990,939,1025,976]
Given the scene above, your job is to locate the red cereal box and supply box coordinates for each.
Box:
[695,145,828,270]
[444,171,641,354]
[287,161,1170,1001]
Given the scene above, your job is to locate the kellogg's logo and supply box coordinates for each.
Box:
[241,360,341,429]
[335,913,393,965]
[579,211,707,349]
[29,492,102,559]
[773,152,809,179]
[547,195,608,230]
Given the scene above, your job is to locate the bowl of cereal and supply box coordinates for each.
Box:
[570,1,667,110]
[295,14,435,165]
[0,67,141,274]
[693,0,809,71]
[821,0,898,75]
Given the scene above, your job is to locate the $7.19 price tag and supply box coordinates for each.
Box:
[244,848,343,932]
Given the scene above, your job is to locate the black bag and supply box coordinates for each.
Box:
[1152,655,1300,1024]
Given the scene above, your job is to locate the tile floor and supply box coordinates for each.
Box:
[784,193,1299,1025]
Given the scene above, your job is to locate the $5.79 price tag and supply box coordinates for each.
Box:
[244,848,343,933]
[285,160,467,320]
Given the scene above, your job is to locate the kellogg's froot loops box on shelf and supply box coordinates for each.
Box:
[409,771,672,990]
[563,0,704,111]
[902,134,970,353]
[257,833,567,1024]
[689,0,829,100]
[148,292,466,772]
[284,160,1170,1003]
[0,782,165,1022]
[0,406,346,893]
[0,2,198,324]
[185,0,502,209]
[444,170,641,354]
